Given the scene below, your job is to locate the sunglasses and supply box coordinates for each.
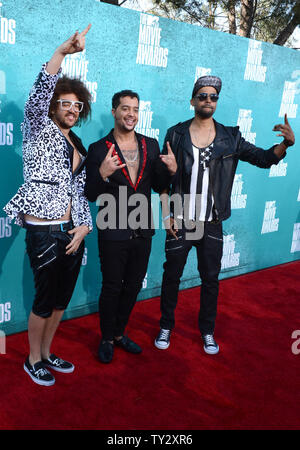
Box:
[194,93,219,102]
[57,99,84,113]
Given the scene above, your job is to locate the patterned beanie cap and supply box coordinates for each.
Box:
[192,75,222,97]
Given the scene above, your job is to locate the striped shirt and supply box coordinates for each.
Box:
[188,143,214,221]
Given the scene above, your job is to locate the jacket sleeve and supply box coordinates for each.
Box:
[236,127,286,168]
[23,63,61,138]
[84,143,108,202]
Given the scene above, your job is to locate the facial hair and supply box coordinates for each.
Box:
[55,113,78,130]
[195,105,214,119]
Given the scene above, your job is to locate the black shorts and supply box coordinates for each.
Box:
[25,224,84,318]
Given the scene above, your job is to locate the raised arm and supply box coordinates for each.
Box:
[23,25,91,136]
[46,24,91,74]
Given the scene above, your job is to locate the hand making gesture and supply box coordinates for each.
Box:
[273,113,295,148]
[99,144,126,181]
[47,24,92,74]
[57,24,92,55]
[160,141,177,176]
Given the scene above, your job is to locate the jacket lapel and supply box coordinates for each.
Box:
[174,119,194,159]
[211,120,231,159]
[106,130,147,191]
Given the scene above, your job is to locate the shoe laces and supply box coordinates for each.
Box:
[203,334,216,346]
[34,366,49,378]
[51,357,63,366]
[159,329,170,341]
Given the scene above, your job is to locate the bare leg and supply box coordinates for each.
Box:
[28,311,47,365]
[41,309,65,360]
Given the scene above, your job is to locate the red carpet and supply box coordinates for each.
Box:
[1,261,300,430]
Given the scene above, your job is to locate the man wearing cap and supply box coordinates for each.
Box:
[154,75,295,354]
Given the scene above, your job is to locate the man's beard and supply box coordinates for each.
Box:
[195,106,214,119]
[56,115,78,130]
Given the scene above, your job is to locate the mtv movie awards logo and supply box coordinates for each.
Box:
[244,40,267,82]
[0,68,6,114]
[231,174,247,209]
[135,100,159,140]
[136,13,168,68]
[278,78,299,119]
[261,201,279,234]
[237,109,256,144]
[194,66,211,80]
[269,159,287,177]
[221,234,240,270]
[61,50,98,103]
[0,302,11,324]
[291,223,300,253]
[0,2,16,44]
[0,121,13,146]
[0,67,13,143]
[0,216,12,238]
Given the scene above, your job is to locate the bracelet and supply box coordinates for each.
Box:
[163,213,173,221]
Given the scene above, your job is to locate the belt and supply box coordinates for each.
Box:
[25,221,73,233]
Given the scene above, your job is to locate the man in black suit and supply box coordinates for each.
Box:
[85,90,177,363]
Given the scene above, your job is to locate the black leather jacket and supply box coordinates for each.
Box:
[162,118,285,222]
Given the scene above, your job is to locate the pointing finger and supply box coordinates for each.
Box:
[106,144,115,158]
[81,23,92,37]
[166,141,173,154]
[284,113,289,126]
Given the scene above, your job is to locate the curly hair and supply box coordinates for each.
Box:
[49,76,92,126]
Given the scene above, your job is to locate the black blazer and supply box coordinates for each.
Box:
[85,130,171,240]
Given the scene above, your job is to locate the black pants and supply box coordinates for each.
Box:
[160,222,223,335]
[98,235,152,341]
[25,227,84,318]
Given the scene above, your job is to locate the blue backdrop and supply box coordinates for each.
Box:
[0,0,299,335]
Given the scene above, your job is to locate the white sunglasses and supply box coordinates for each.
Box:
[57,99,84,113]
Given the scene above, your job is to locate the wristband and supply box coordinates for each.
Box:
[163,213,173,221]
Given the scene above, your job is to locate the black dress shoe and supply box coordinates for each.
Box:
[98,340,114,363]
[114,336,142,354]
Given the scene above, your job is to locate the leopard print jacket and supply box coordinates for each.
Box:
[3,64,93,230]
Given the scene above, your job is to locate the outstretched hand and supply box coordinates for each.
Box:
[273,113,295,147]
[58,24,92,55]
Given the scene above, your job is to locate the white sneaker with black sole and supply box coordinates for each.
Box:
[154,328,171,349]
[24,357,55,386]
[202,334,219,354]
